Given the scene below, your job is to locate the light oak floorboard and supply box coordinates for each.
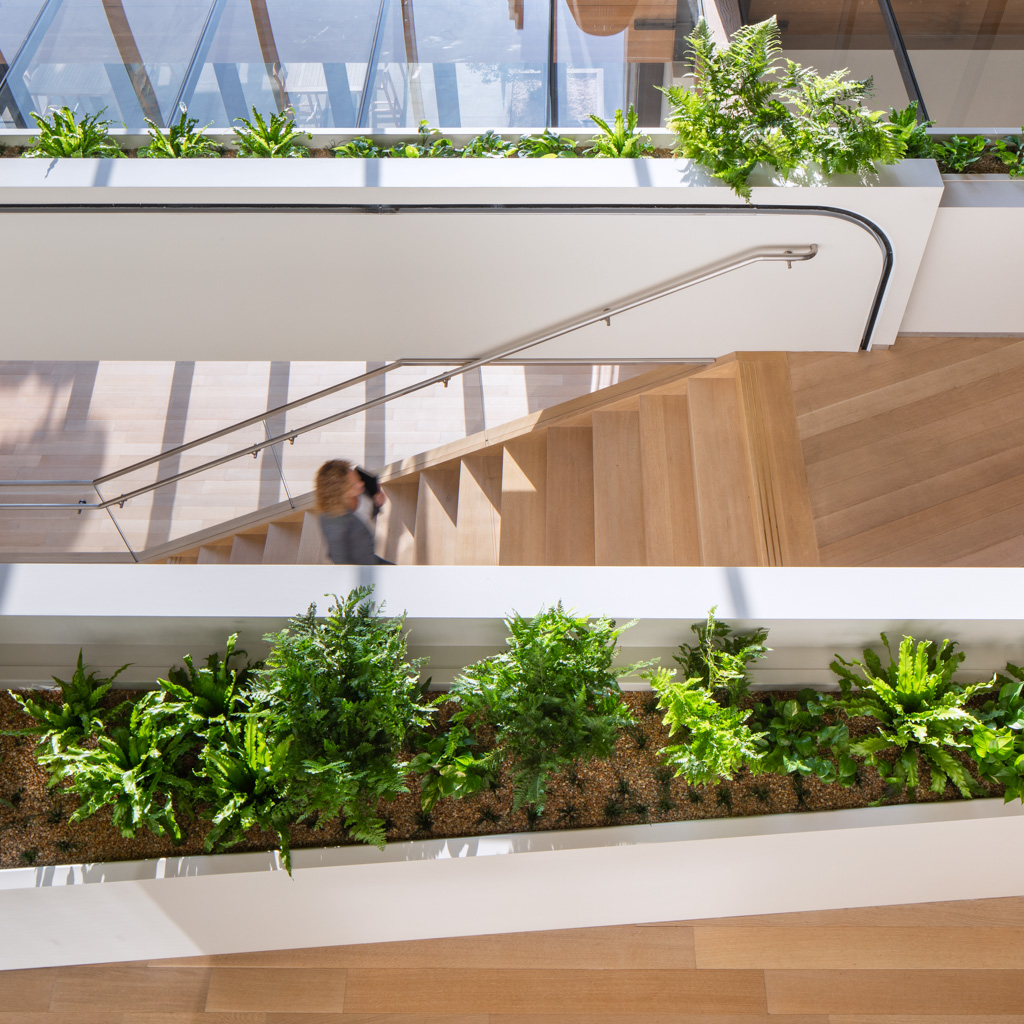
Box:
[341,969,765,1015]
[50,965,211,1013]
[205,969,347,1013]
[695,926,1024,969]
[0,970,57,1013]
[765,970,1024,1015]
[652,896,1024,928]
[164,925,694,970]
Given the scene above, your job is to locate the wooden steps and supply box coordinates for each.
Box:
[147,354,822,567]
[372,353,818,568]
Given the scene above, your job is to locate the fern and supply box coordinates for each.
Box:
[831,634,990,798]
[251,587,433,850]
[12,652,128,753]
[40,693,195,841]
[660,16,905,199]
[650,667,766,786]
[584,105,654,158]
[673,608,769,706]
[516,128,578,158]
[420,605,639,815]
[233,107,311,157]
[140,108,218,158]
[23,107,122,158]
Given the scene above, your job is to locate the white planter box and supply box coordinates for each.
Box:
[1,798,1021,970]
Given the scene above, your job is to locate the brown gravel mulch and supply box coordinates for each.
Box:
[0,690,1003,871]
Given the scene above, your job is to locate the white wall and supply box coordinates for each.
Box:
[901,179,1024,335]
[0,159,941,361]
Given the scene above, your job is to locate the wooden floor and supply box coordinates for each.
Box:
[792,337,1024,567]
[3,896,1024,1020]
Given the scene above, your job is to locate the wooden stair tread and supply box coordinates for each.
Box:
[639,393,700,566]
[455,455,503,566]
[545,426,595,566]
[499,440,547,566]
[592,409,646,566]
[687,374,764,566]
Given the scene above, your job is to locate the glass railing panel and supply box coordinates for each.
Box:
[0,0,46,69]
[0,0,213,129]
[743,0,912,113]
[889,0,1024,127]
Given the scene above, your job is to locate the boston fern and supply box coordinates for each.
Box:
[652,610,770,786]
[650,666,765,787]
[418,605,637,814]
[832,634,989,798]
[661,16,904,199]
[158,632,256,725]
[249,587,432,849]
[673,608,769,706]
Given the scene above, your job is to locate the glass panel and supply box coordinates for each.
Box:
[365,0,551,129]
[743,0,911,113]
[890,0,1024,127]
[556,0,630,127]
[1,0,212,129]
[0,0,46,66]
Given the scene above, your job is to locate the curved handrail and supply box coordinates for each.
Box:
[0,242,817,511]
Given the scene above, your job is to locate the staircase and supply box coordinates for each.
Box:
[153,352,821,567]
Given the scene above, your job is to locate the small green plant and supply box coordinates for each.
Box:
[414,808,434,833]
[625,722,649,750]
[516,128,578,158]
[461,129,516,157]
[40,692,196,841]
[386,120,459,158]
[197,716,297,865]
[556,802,579,824]
[54,839,77,855]
[752,689,857,785]
[750,783,771,804]
[158,633,256,725]
[887,101,934,158]
[332,136,383,158]
[972,662,1024,800]
[687,787,704,804]
[12,653,129,753]
[831,634,990,798]
[674,608,770,707]
[584,105,654,158]
[20,848,38,865]
[715,786,733,811]
[233,107,311,158]
[651,665,766,787]
[934,134,988,173]
[603,798,625,821]
[657,794,675,812]
[475,805,503,826]
[992,131,1024,178]
[419,605,639,815]
[140,108,218,158]
[24,107,122,158]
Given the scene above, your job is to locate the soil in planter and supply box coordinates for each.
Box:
[0,690,1004,870]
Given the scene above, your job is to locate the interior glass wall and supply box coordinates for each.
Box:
[1,0,1018,130]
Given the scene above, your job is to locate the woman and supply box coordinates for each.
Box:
[315,459,387,565]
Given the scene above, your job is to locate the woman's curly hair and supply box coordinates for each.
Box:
[315,459,359,515]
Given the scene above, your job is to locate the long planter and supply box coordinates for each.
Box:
[0,798,1022,970]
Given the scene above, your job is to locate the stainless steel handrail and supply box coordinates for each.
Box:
[0,244,816,510]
